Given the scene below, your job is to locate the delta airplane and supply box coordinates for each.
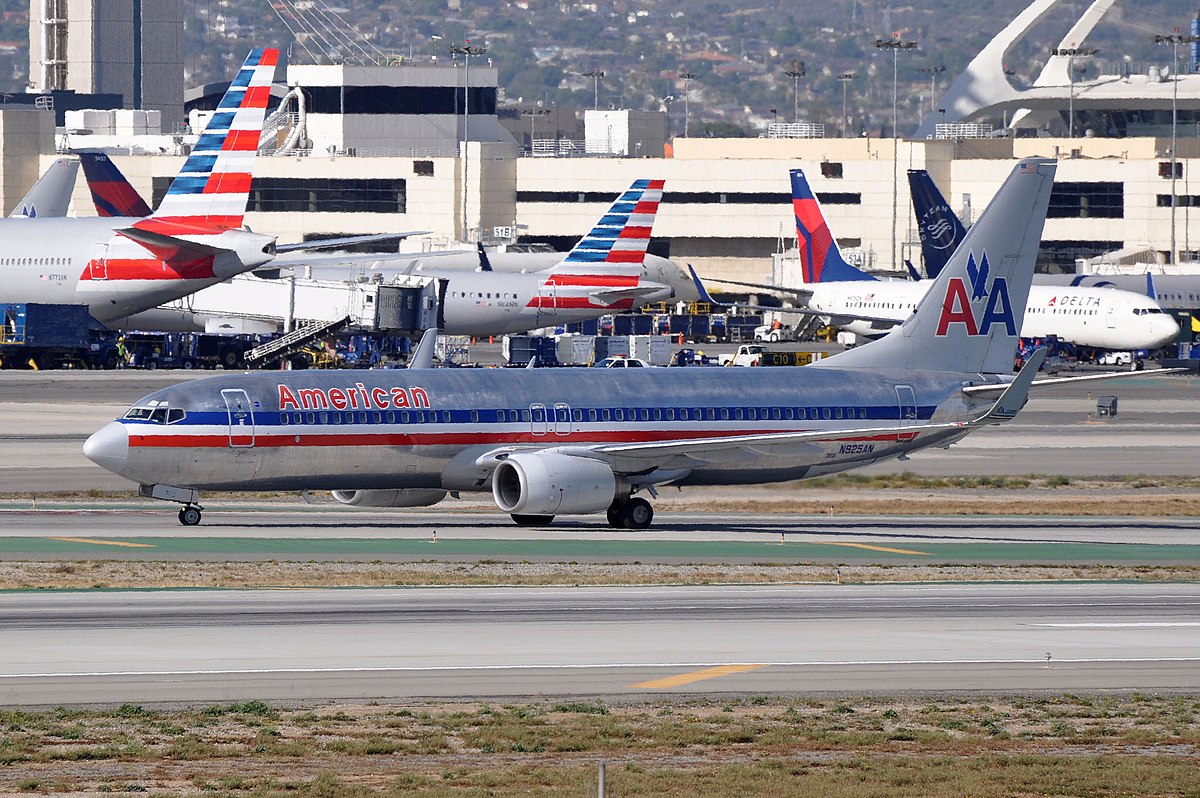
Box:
[721,169,1178,352]
[0,49,280,325]
[88,158,1109,529]
[909,168,1200,315]
[112,180,674,337]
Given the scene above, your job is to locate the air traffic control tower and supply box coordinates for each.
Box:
[27,0,184,128]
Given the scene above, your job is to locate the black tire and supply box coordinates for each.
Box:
[178,507,202,526]
[146,358,158,370]
[606,504,625,527]
[220,348,239,369]
[620,498,653,529]
[511,514,554,526]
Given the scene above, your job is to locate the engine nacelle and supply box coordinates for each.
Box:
[492,453,623,516]
[331,489,447,508]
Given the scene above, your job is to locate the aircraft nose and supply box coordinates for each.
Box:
[1154,314,1181,348]
[83,422,129,475]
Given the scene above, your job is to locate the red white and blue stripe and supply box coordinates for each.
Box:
[560,179,664,264]
[152,47,278,230]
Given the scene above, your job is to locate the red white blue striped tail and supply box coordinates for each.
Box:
[150,48,278,231]
[560,179,664,265]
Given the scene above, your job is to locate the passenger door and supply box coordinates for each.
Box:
[895,385,917,442]
[221,389,256,448]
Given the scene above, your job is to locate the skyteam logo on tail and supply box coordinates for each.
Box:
[935,252,1017,337]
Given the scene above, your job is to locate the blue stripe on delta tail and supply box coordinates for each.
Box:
[908,169,967,280]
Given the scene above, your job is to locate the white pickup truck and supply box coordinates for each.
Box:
[718,344,826,367]
[753,324,799,343]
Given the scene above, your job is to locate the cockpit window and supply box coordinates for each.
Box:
[124,403,186,425]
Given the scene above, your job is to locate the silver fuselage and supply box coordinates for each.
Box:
[86,366,999,494]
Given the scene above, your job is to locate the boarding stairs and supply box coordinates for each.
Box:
[794,313,827,341]
[244,315,353,367]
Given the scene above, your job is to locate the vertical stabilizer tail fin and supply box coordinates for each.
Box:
[9,157,79,218]
[148,48,278,230]
[78,151,153,218]
[816,158,1057,375]
[790,168,874,283]
[559,179,665,267]
[908,169,968,279]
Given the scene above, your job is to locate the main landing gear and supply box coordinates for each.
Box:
[178,505,203,526]
[607,497,653,529]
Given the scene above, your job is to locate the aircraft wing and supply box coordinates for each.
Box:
[474,352,1043,476]
[274,232,428,254]
[732,303,901,327]
[116,224,225,257]
[710,277,815,299]
[963,365,1189,398]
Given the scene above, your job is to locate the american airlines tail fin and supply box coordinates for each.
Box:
[816,158,1057,375]
[790,168,874,283]
[78,151,152,217]
[908,169,967,279]
[147,47,277,230]
[9,158,79,218]
[559,179,665,266]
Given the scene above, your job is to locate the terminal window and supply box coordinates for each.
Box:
[1047,182,1123,219]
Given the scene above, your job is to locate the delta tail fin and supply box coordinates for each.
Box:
[908,169,967,279]
[78,151,153,218]
[8,157,79,218]
[815,158,1057,375]
[790,168,874,283]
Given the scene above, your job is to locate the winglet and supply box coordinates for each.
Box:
[903,259,923,281]
[971,348,1045,425]
[687,264,717,304]
[477,242,493,272]
[408,328,438,369]
[1145,271,1157,301]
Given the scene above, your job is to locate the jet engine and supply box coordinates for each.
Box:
[492,453,625,516]
[331,489,447,508]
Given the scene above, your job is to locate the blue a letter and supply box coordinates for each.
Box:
[979,277,1017,336]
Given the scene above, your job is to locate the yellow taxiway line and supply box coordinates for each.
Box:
[813,541,932,556]
[631,663,767,689]
[46,537,157,549]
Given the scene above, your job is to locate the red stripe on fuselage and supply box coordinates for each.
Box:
[127,428,908,449]
[545,274,641,287]
[81,256,216,281]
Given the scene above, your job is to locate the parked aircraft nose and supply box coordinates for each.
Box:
[1152,313,1181,349]
[83,422,129,475]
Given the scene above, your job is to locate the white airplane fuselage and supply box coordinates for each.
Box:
[0,217,274,324]
[810,281,1178,350]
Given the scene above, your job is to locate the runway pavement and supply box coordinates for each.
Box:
[0,583,1195,706]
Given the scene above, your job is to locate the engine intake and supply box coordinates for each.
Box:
[331,489,447,508]
[492,453,623,516]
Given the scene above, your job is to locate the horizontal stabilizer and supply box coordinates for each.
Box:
[710,277,814,299]
[963,365,1189,398]
[116,225,225,258]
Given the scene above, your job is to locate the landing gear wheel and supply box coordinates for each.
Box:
[511,514,554,526]
[178,506,202,526]
[606,504,625,527]
[620,497,654,529]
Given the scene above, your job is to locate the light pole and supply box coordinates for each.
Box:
[874,36,918,272]
[521,106,549,154]
[837,72,856,137]
[581,67,605,110]
[917,64,945,119]
[784,59,806,124]
[678,70,697,137]
[1053,46,1098,138]
[450,41,487,242]
[1155,33,1200,265]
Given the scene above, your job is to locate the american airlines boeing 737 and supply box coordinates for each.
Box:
[86,158,1098,529]
[0,49,280,325]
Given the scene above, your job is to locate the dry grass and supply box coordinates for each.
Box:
[2,560,1199,590]
[1,695,1197,796]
